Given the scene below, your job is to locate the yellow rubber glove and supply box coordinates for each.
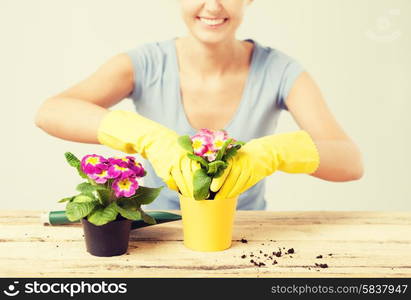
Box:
[210,130,320,200]
[97,110,199,197]
[169,149,201,197]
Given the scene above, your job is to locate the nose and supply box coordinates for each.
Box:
[204,0,223,14]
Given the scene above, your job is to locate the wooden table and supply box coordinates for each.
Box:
[0,210,410,277]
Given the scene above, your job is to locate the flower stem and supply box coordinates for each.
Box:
[108,179,115,203]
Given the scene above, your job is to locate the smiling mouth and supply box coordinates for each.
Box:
[196,17,229,27]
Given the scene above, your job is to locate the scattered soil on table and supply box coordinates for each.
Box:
[250,259,265,267]
[273,249,282,257]
[238,241,331,270]
[240,245,291,268]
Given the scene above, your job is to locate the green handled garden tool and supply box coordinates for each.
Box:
[41,210,181,230]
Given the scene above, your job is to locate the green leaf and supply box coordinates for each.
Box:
[66,201,98,222]
[193,168,212,200]
[96,189,111,206]
[64,152,80,168]
[117,197,138,210]
[64,152,88,179]
[213,164,228,179]
[187,153,209,170]
[76,182,107,194]
[137,207,156,225]
[114,202,141,220]
[127,186,163,205]
[87,202,118,226]
[232,141,245,151]
[233,141,245,146]
[223,147,238,161]
[177,135,194,153]
[207,160,227,175]
[80,191,95,198]
[58,196,74,203]
[72,194,95,203]
[216,138,232,161]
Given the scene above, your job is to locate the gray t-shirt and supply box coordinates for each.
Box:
[125,38,304,210]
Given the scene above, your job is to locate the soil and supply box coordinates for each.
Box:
[209,191,217,199]
[238,241,331,270]
[273,249,282,257]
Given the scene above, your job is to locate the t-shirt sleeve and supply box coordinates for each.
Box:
[276,56,305,111]
[124,42,163,100]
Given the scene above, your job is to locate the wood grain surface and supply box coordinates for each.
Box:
[0,210,410,277]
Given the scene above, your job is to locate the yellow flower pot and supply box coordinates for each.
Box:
[179,193,238,252]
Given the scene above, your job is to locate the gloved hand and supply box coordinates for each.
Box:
[169,149,201,197]
[210,130,320,200]
[97,110,199,197]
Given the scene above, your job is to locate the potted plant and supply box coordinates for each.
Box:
[177,129,245,252]
[59,152,163,257]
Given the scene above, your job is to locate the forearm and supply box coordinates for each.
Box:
[34,97,109,144]
[310,139,364,182]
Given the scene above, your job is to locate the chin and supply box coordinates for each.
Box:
[190,30,235,45]
[195,35,228,45]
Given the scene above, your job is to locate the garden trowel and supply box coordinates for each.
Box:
[40,210,181,230]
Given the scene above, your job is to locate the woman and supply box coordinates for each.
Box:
[34,0,363,210]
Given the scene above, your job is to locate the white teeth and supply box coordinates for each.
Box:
[199,17,226,26]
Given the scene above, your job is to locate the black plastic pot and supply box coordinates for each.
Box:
[81,214,132,257]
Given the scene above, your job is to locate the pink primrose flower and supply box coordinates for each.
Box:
[89,169,110,184]
[112,176,139,198]
[81,154,109,175]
